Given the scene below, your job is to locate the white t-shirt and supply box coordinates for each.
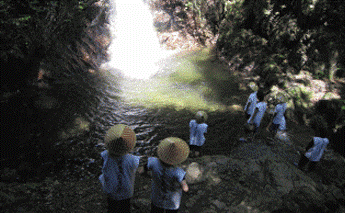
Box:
[244,91,257,116]
[248,102,267,127]
[189,120,208,146]
[305,137,329,162]
[273,103,287,126]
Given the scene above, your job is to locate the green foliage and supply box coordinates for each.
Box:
[0,0,97,60]
[211,0,345,80]
[1,0,100,92]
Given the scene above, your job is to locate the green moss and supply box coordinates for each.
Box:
[170,61,204,85]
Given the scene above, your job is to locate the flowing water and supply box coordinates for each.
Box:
[1,0,246,181]
[103,0,174,79]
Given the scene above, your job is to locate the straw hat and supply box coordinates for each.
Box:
[157,137,190,165]
[195,111,208,122]
[105,124,136,157]
[249,82,259,92]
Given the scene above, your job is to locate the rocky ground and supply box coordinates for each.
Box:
[2,130,344,213]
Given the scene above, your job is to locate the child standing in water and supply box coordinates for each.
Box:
[298,116,329,172]
[189,111,208,157]
[145,137,189,213]
[247,90,267,139]
[244,82,259,120]
[266,93,288,136]
[99,124,143,213]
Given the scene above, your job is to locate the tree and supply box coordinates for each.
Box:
[0,0,98,92]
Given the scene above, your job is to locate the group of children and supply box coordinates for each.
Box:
[244,82,330,173]
[99,122,202,213]
[244,82,287,139]
[99,81,330,212]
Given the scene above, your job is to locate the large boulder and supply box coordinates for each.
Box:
[180,140,344,212]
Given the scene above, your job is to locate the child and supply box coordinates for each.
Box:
[189,111,208,157]
[247,90,267,138]
[99,124,143,213]
[244,82,259,120]
[298,116,329,172]
[146,137,189,213]
[266,93,288,136]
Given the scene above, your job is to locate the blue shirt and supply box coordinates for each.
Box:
[248,101,267,127]
[99,151,140,200]
[244,91,257,116]
[273,103,287,126]
[148,157,186,210]
[305,137,329,162]
[189,120,208,146]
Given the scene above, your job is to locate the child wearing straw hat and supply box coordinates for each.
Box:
[297,116,329,172]
[99,124,143,213]
[189,111,208,157]
[244,82,259,120]
[145,137,189,213]
[266,92,288,136]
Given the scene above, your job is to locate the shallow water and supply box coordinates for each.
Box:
[1,49,248,181]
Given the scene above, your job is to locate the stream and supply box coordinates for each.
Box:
[0,0,246,182]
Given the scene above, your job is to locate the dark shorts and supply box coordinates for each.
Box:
[244,123,258,134]
[269,123,280,132]
[189,145,202,152]
[107,196,131,213]
[151,203,178,213]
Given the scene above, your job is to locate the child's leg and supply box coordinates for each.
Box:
[189,145,195,157]
[150,203,179,213]
[107,196,131,213]
[298,155,309,170]
[166,209,179,213]
[151,203,165,213]
[195,146,201,157]
[269,123,279,137]
[252,124,260,140]
[307,161,318,172]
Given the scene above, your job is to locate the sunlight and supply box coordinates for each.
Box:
[104,0,173,79]
[105,49,236,112]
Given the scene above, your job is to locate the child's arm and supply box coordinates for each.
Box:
[181,180,189,192]
[244,96,252,112]
[266,112,277,131]
[137,156,148,174]
[249,107,258,123]
[304,139,314,152]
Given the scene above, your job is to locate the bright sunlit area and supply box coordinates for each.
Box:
[101,0,243,113]
[104,48,242,112]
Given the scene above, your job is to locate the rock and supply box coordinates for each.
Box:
[211,199,226,209]
[281,186,327,212]
[328,185,345,203]
[185,162,203,184]
[322,92,341,100]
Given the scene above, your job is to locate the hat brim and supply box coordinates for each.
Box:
[105,124,136,156]
[157,137,190,165]
[196,111,208,122]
